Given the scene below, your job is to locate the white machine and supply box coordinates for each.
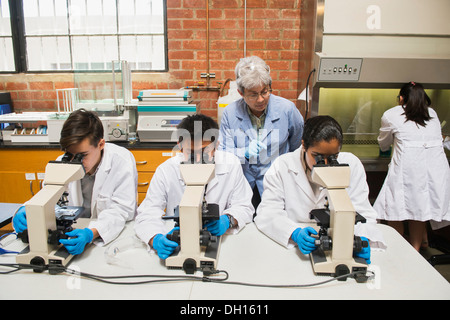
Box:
[164,162,221,275]
[309,155,368,282]
[136,89,196,142]
[16,153,89,273]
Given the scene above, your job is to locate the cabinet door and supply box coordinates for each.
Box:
[138,172,153,193]
[132,149,177,171]
[0,172,40,203]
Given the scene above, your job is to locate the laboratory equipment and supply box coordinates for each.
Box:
[304,0,450,162]
[300,0,450,202]
[16,152,89,273]
[308,155,369,282]
[0,112,68,143]
[163,162,221,275]
[73,60,138,141]
[136,89,196,142]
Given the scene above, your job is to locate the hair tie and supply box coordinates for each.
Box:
[411,81,416,86]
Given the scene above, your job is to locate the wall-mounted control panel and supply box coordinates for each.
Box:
[317,58,363,82]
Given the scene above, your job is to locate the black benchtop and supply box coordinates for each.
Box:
[0,140,177,150]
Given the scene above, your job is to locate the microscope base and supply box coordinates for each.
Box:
[310,249,367,281]
[166,237,221,275]
[16,245,73,274]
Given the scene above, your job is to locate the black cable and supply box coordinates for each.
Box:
[63,267,229,285]
[304,68,316,120]
[206,270,374,288]
[0,262,374,288]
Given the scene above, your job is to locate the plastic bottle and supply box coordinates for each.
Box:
[217,81,241,124]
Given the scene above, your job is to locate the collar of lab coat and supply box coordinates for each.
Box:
[286,146,317,203]
[90,144,113,209]
[236,95,281,142]
[66,143,113,210]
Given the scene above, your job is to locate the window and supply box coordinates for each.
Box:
[1,0,167,72]
[0,1,15,71]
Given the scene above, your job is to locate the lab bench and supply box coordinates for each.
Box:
[0,221,448,300]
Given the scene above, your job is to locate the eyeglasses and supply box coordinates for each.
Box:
[244,89,272,101]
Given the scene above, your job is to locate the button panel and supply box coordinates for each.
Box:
[318,58,363,82]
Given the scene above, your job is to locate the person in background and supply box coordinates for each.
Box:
[134,114,254,260]
[255,116,386,264]
[373,81,450,251]
[13,109,138,255]
[219,56,304,211]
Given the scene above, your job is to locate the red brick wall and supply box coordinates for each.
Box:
[0,0,315,121]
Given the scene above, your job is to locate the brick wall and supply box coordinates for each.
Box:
[0,0,315,121]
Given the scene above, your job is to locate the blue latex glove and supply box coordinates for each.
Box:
[59,228,94,255]
[291,227,318,255]
[12,206,27,233]
[152,227,179,260]
[354,236,371,264]
[245,139,267,160]
[204,215,230,236]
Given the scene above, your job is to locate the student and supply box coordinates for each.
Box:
[134,114,254,259]
[255,116,386,263]
[373,82,450,251]
[13,109,138,255]
[219,56,304,209]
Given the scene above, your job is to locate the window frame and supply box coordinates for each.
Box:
[2,0,168,74]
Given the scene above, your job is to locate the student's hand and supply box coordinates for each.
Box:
[12,206,27,233]
[291,227,318,254]
[204,215,230,236]
[354,236,371,264]
[60,228,94,255]
[152,228,179,260]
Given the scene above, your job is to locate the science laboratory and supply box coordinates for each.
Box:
[0,0,449,302]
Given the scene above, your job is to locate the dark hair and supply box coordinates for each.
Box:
[60,109,104,150]
[302,115,343,150]
[399,81,431,127]
[176,113,219,144]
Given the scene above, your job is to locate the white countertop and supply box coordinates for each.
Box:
[0,221,449,300]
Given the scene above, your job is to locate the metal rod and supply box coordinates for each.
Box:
[206,0,210,86]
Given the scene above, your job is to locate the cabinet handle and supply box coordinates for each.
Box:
[138,182,149,186]
[30,181,34,196]
[136,161,147,165]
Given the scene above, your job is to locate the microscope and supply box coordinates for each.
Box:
[16,153,88,273]
[163,153,221,275]
[309,155,369,282]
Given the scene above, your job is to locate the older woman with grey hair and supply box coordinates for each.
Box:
[219,56,304,212]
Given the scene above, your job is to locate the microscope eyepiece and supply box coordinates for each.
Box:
[72,153,85,163]
[327,154,339,165]
[314,154,326,165]
[61,152,74,162]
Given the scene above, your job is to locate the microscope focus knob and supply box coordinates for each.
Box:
[353,236,368,252]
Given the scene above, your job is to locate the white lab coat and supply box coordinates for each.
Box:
[254,147,386,250]
[373,106,450,227]
[64,143,138,245]
[134,150,254,247]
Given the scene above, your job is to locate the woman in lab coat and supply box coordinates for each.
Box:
[134,114,254,259]
[13,109,138,254]
[219,56,304,206]
[373,82,450,251]
[255,116,386,262]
